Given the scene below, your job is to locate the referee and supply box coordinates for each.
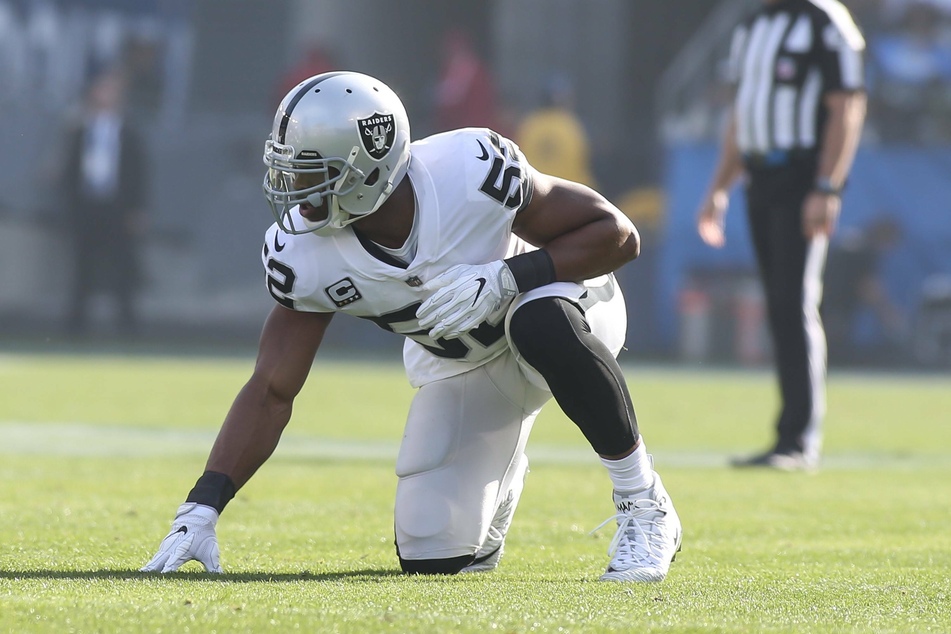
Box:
[696,0,866,470]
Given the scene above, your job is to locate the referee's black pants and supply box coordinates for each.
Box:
[745,160,828,458]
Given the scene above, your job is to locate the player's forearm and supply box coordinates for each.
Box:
[816,92,866,188]
[200,307,327,491]
[514,175,640,282]
[204,377,294,491]
[544,213,640,281]
[707,112,744,197]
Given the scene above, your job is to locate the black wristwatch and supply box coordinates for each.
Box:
[813,177,842,197]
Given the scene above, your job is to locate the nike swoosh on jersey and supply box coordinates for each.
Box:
[274,232,286,252]
[472,277,487,305]
[476,140,489,161]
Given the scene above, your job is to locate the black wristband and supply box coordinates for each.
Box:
[504,249,556,292]
[185,471,236,514]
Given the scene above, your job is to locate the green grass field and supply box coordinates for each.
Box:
[1,352,949,633]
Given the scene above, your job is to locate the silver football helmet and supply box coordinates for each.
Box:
[262,71,411,236]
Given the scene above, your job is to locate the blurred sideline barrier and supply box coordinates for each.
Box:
[676,268,768,366]
[915,275,951,367]
[659,142,951,366]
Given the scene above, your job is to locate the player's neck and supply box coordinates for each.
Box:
[351,177,416,249]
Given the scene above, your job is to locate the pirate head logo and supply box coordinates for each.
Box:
[357,112,395,160]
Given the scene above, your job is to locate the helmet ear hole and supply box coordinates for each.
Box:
[364,168,380,187]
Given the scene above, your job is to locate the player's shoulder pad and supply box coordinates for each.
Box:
[414,127,528,169]
[262,223,283,265]
[261,222,313,270]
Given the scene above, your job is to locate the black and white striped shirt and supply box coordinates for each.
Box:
[728,0,865,155]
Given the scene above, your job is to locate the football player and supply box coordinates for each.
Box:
[141,71,682,581]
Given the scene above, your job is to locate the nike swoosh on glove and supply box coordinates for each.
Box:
[140,503,222,573]
[417,260,518,340]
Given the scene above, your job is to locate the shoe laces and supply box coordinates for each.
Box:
[591,499,666,566]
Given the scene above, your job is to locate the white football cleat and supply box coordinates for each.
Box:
[593,473,682,582]
[461,455,529,573]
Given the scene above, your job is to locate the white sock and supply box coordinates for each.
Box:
[601,442,654,495]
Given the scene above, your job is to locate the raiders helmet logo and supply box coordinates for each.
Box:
[357,113,396,160]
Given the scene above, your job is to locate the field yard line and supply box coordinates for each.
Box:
[1,421,949,470]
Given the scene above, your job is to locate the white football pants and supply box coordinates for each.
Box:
[394,278,627,561]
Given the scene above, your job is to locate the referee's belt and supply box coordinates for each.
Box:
[743,148,816,168]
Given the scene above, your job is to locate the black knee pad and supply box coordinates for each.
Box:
[509,297,586,368]
[399,554,476,575]
[508,296,638,456]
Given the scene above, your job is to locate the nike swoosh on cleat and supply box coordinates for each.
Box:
[472,278,487,305]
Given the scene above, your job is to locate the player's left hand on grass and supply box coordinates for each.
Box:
[417,260,518,340]
[140,503,222,573]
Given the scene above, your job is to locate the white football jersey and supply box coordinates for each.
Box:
[261,128,555,386]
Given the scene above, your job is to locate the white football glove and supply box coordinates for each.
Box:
[417,260,518,340]
[140,503,222,573]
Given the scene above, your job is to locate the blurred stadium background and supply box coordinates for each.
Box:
[0,0,949,371]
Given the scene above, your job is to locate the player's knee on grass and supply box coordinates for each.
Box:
[394,364,531,564]
[398,553,475,575]
[393,470,489,565]
[393,413,487,565]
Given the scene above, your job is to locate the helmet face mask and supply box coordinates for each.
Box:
[262,72,411,236]
[262,140,357,234]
